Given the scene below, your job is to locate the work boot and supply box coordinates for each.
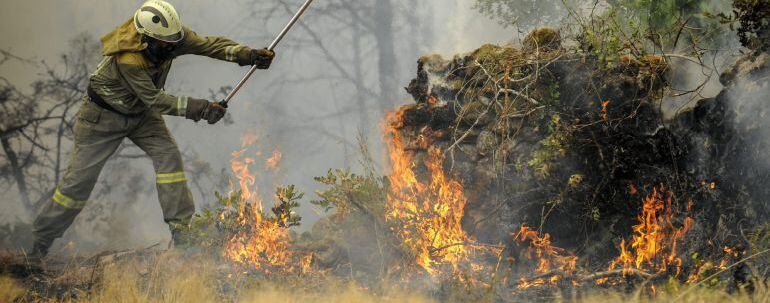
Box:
[169,226,202,256]
[170,228,194,249]
[11,243,48,278]
[28,241,48,265]
[170,229,183,248]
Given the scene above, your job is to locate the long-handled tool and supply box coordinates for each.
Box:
[219,0,315,107]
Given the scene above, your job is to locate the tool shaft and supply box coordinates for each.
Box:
[222,0,315,104]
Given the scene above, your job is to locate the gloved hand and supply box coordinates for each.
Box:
[202,102,227,124]
[250,48,275,69]
[186,98,227,124]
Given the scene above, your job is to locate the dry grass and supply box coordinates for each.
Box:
[0,275,26,302]
[80,253,219,303]
[1,251,766,303]
[239,286,434,303]
[576,285,767,303]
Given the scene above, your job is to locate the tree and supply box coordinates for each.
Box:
[474,0,569,27]
[475,0,733,49]
[0,35,97,218]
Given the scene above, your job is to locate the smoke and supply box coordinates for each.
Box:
[0,0,602,253]
[0,0,514,252]
[724,58,770,172]
[430,0,512,55]
[658,0,741,119]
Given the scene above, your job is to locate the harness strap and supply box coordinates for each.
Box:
[87,86,145,118]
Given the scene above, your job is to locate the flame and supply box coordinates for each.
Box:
[686,245,744,283]
[600,100,610,120]
[266,148,282,170]
[382,108,476,275]
[608,185,693,276]
[224,132,307,274]
[514,225,578,289]
[717,246,742,270]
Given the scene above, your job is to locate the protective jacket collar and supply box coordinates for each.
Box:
[101,18,147,56]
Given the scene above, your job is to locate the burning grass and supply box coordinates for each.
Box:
[513,225,577,289]
[2,250,766,303]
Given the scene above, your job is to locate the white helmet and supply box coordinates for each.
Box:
[133,0,184,43]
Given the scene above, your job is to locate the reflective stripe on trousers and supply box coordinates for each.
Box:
[52,188,87,209]
[157,171,187,184]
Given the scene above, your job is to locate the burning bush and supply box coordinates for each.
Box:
[387,24,768,295]
[183,132,312,275]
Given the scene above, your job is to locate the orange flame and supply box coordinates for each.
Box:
[514,225,578,289]
[224,133,309,274]
[265,148,282,170]
[601,100,610,120]
[382,109,475,275]
[608,185,693,276]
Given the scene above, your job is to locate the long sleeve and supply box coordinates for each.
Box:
[173,27,253,65]
[116,53,190,117]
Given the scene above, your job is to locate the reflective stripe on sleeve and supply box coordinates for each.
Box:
[177,96,188,116]
[53,188,86,209]
[225,46,236,61]
[157,171,187,184]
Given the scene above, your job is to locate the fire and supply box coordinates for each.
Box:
[382,109,476,275]
[224,132,309,274]
[514,225,578,289]
[266,148,282,170]
[608,185,693,276]
[718,246,742,270]
[601,100,610,120]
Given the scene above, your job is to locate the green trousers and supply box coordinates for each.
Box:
[32,99,195,252]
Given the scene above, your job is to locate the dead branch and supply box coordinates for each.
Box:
[578,268,656,280]
[499,89,541,105]
[429,241,505,254]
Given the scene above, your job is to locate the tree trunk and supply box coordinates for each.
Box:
[352,14,370,133]
[1,135,32,216]
[55,115,66,184]
[373,0,398,111]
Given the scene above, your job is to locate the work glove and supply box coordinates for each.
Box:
[186,98,227,124]
[250,48,275,69]
[202,102,227,124]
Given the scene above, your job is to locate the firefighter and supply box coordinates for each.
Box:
[28,0,274,262]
